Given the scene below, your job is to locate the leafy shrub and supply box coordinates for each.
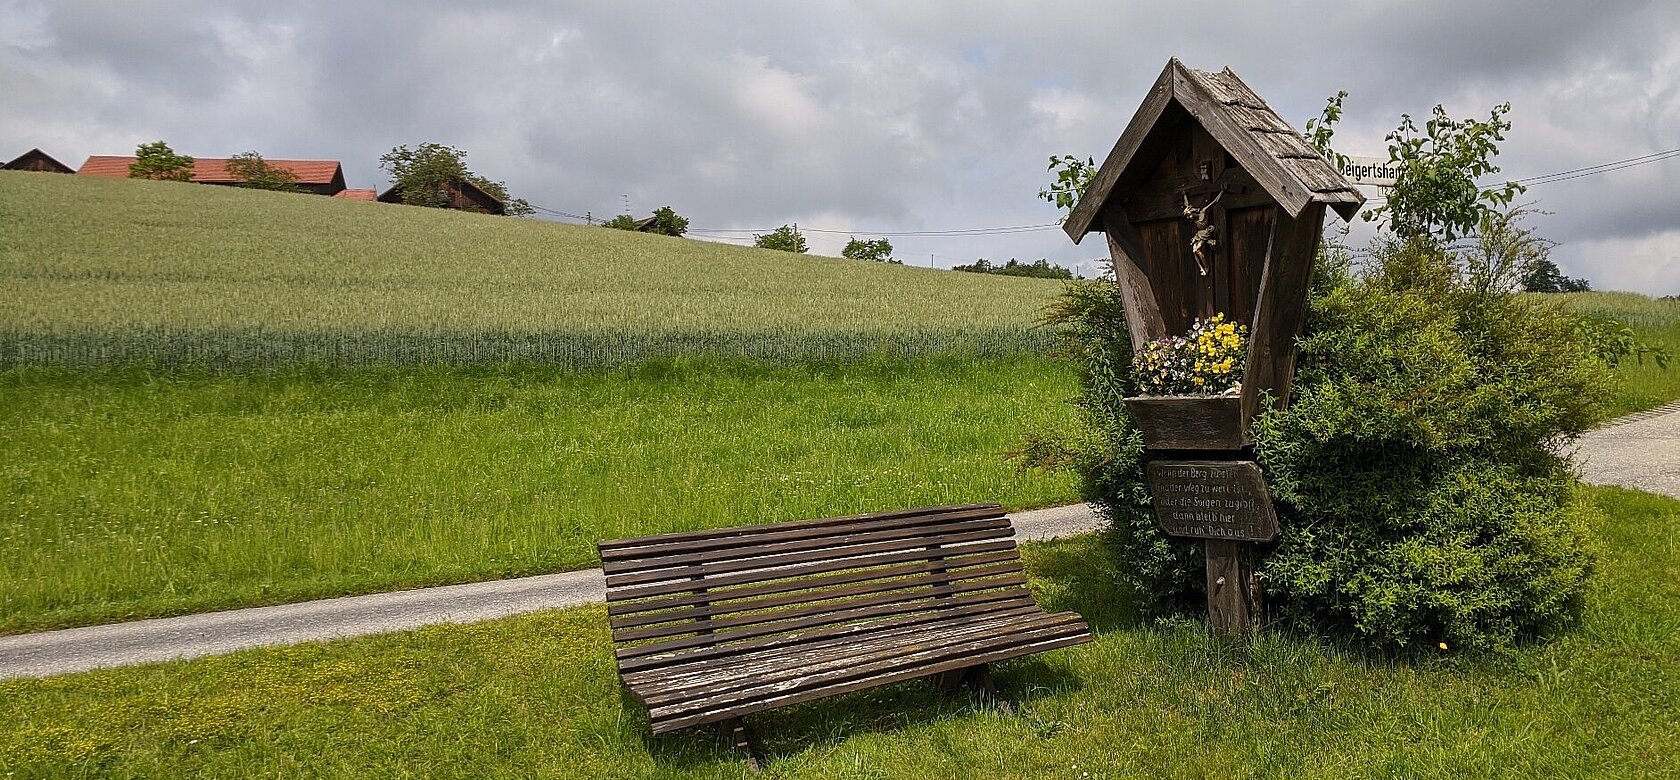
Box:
[1040,238,1612,652]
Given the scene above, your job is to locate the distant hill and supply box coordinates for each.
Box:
[0,172,1066,368]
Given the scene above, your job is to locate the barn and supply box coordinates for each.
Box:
[4,149,74,173]
[376,179,505,215]
[75,155,350,196]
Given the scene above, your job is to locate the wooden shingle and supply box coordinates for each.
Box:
[1064,59,1363,243]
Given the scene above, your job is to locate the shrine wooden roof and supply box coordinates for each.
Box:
[1064,59,1363,243]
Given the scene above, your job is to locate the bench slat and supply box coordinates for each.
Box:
[606,539,1019,603]
[602,515,1011,580]
[648,623,1093,734]
[612,573,1027,644]
[609,560,1024,630]
[603,525,1012,589]
[599,505,1005,565]
[607,550,1023,618]
[598,503,1000,553]
[615,588,1035,661]
[618,600,1045,677]
[637,610,1084,707]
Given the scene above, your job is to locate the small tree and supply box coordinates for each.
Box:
[1037,154,1096,218]
[379,142,532,216]
[225,151,298,192]
[842,237,895,263]
[1365,103,1525,244]
[1521,259,1592,293]
[753,225,807,253]
[602,214,642,230]
[648,206,689,237]
[128,141,194,181]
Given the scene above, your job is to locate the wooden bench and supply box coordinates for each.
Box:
[598,503,1093,764]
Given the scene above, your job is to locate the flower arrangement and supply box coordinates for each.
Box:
[1134,313,1247,395]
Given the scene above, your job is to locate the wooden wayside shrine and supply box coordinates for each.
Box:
[1063,59,1363,638]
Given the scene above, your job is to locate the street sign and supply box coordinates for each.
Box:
[1341,155,1400,188]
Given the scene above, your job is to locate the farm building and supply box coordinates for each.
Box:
[333,188,378,201]
[377,179,505,215]
[76,155,350,196]
[4,148,74,173]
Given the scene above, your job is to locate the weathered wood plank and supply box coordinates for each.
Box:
[599,504,1003,563]
[1101,204,1169,350]
[601,513,1010,576]
[607,552,1023,618]
[599,503,1000,554]
[1123,395,1248,450]
[635,610,1076,698]
[615,588,1034,660]
[612,573,1028,643]
[607,538,1020,602]
[1279,157,1359,194]
[640,612,1087,709]
[1249,129,1320,160]
[609,560,1025,631]
[622,604,1051,689]
[648,627,1092,734]
[1205,539,1262,640]
[1240,202,1323,425]
[620,602,1047,679]
[604,525,1013,589]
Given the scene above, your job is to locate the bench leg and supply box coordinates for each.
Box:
[722,718,762,773]
[935,664,1014,714]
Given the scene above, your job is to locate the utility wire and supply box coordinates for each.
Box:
[534,148,1680,235]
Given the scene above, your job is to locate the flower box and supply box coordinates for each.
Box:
[1123,394,1248,451]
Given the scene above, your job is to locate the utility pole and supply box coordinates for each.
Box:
[585,211,593,226]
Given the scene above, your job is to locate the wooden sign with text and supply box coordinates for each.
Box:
[1145,460,1278,542]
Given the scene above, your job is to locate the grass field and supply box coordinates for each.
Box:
[1554,291,1680,417]
[3,485,1673,778]
[0,356,1078,634]
[0,172,1065,368]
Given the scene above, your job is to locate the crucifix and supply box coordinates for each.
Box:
[1181,188,1225,276]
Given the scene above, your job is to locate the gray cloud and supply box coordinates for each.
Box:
[3,0,1676,290]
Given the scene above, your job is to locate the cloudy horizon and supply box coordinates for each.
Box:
[4,1,1676,291]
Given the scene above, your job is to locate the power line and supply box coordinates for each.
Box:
[535,147,1680,235]
[1361,147,1680,204]
[1509,147,1680,186]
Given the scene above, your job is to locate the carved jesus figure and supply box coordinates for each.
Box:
[1182,189,1225,276]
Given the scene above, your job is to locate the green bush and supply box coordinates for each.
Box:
[1042,238,1612,652]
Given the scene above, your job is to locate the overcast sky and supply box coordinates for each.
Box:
[4,1,1677,292]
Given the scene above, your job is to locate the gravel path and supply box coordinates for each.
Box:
[0,504,1103,679]
[3,405,1676,680]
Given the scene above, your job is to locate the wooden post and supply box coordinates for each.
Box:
[1204,539,1261,639]
[724,718,762,773]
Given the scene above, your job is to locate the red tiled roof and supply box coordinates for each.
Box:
[76,155,344,185]
[333,188,377,201]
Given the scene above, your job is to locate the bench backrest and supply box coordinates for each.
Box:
[598,504,1032,672]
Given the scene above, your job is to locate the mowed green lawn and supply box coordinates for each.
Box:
[0,356,1078,633]
[0,172,1065,368]
[3,486,1674,779]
